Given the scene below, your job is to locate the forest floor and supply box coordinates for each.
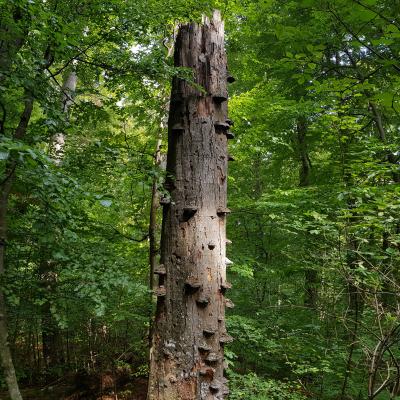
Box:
[0,376,148,400]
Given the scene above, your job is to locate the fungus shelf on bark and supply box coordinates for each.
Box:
[226,239,232,245]
[159,196,170,206]
[198,342,212,352]
[226,119,234,126]
[222,385,230,396]
[225,257,233,266]
[228,154,235,161]
[214,121,230,131]
[185,277,201,292]
[199,367,215,377]
[155,286,166,297]
[210,379,222,393]
[225,298,235,309]
[219,334,234,344]
[181,206,198,222]
[203,328,216,337]
[212,94,228,103]
[171,123,185,134]
[154,265,166,275]
[226,131,235,140]
[220,281,232,292]
[227,75,236,83]
[196,295,210,307]
[217,207,231,217]
[205,352,220,363]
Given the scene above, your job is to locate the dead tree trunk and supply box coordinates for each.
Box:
[147,10,234,400]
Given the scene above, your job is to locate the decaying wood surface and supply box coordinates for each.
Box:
[147,10,234,400]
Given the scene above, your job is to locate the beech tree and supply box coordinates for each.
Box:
[148,10,234,400]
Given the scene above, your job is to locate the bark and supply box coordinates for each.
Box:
[148,137,164,351]
[297,117,311,188]
[41,71,77,374]
[149,138,165,292]
[0,45,52,393]
[0,177,23,400]
[0,6,26,84]
[368,102,399,313]
[40,259,64,374]
[0,95,33,400]
[368,101,400,184]
[0,6,26,135]
[341,291,360,398]
[50,70,78,164]
[341,207,362,398]
[148,10,233,400]
[344,48,400,184]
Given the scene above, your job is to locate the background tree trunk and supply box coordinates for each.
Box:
[40,70,77,376]
[0,95,33,400]
[0,177,23,400]
[147,10,233,400]
[50,70,78,163]
[297,116,318,308]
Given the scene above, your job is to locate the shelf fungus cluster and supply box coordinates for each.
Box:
[148,10,235,400]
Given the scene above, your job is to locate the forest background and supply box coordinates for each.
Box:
[1,0,400,399]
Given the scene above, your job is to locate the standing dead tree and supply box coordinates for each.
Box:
[147,10,234,400]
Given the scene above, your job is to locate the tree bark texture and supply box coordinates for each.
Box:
[0,96,34,400]
[0,5,26,86]
[147,10,233,400]
[41,71,77,374]
[0,176,23,400]
[50,70,78,163]
[0,46,52,397]
[149,138,165,292]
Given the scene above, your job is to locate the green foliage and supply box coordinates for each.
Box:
[229,372,306,400]
[1,0,400,398]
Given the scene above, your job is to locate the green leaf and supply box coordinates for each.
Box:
[355,8,377,21]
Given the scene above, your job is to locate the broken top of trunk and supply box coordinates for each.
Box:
[147,10,233,400]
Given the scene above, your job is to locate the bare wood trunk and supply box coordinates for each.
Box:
[148,10,233,400]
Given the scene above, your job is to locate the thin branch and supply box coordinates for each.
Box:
[328,6,400,73]
[351,0,400,30]
[0,164,16,187]
[104,223,149,242]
